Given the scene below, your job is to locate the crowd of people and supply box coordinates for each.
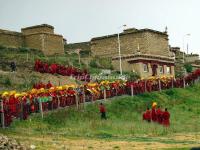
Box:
[143,102,170,127]
[1,68,200,127]
[34,60,90,82]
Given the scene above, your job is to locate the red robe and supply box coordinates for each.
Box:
[151,107,157,122]
[156,108,163,124]
[162,111,170,126]
[99,105,106,113]
[143,110,151,122]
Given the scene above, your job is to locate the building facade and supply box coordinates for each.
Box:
[0,24,64,55]
[91,28,175,78]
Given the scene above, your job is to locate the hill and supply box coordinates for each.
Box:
[1,83,200,149]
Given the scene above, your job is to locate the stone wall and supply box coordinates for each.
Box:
[91,30,169,58]
[185,55,199,63]
[24,34,43,51]
[44,34,64,55]
[24,33,64,55]
[0,31,23,48]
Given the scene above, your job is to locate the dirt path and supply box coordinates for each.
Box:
[9,133,200,150]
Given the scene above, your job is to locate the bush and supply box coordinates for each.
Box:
[124,71,140,81]
[4,77,11,87]
[90,59,98,68]
[18,47,30,53]
[184,63,193,73]
[80,50,91,57]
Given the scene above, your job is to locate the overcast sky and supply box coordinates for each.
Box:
[0,0,199,54]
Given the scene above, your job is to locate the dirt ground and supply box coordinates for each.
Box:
[9,133,200,150]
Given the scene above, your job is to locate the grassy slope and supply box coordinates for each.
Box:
[1,84,200,149]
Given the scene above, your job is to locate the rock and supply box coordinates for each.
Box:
[0,134,28,150]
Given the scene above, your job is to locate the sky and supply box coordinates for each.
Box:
[0,0,199,55]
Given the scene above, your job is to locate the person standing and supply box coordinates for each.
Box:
[162,108,170,127]
[156,106,163,124]
[151,102,157,122]
[143,107,151,122]
[99,103,106,119]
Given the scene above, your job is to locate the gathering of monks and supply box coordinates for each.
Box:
[1,67,200,128]
[143,102,170,127]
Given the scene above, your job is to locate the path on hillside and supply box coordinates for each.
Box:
[6,133,200,150]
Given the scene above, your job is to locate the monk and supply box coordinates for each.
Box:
[156,106,163,124]
[162,108,170,127]
[99,103,107,119]
[46,81,53,89]
[151,102,157,122]
[143,107,151,122]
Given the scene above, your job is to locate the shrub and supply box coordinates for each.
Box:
[184,63,193,73]
[4,77,11,87]
[89,59,98,68]
[124,71,140,81]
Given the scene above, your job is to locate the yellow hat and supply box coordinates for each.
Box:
[30,89,37,94]
[9,90,16,96]
[152,102,157,107]
[14,93,22,98]
[21,92,27,96]
[2,91,9,97]
[49,87,56,92]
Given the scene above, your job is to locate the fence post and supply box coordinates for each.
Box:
[0,100,5,128]
[58,96,60,108]
[183,78,186,88]
[91,95,94,103]
[75,94,79,110]
[83,91,86,109]
[144,80,147,92]
[131,85,134,96]
[171,78,174,88]
[39,99,43,119]
[103,89,106,100]
[158,79,161,92]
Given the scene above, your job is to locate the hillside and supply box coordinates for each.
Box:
[0,46,94,91]
[1,84,200,149]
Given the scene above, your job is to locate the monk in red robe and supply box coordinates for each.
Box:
[151,103,157,122]
[162,108,170,127]
[99,103,107,119]
[156,106,163,124]
[143,107,151,122]
[46,81,53,89]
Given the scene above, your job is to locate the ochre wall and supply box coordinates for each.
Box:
[0,33,23,48]
[43,34,64,55]
[24,34,43,50]
[91,31,169,57]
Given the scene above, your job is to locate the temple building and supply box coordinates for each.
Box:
[90,27,175,78]
[0,24,65,55]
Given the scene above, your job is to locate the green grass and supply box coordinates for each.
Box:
[1,84,200,140]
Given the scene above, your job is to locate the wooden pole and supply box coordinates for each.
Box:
[39,99,43,119]
[0,100,5,128]
[131,85,134,96]
[183,78,186,88]
[103,89,106,100]
[158,79,161,92]
[171,78,174,88]
[58,96,60,108]
[75,94,79,110]
[144,80,147,92]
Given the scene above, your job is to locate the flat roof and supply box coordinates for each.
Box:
[91,28,167,41]
[21,24,54,30]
